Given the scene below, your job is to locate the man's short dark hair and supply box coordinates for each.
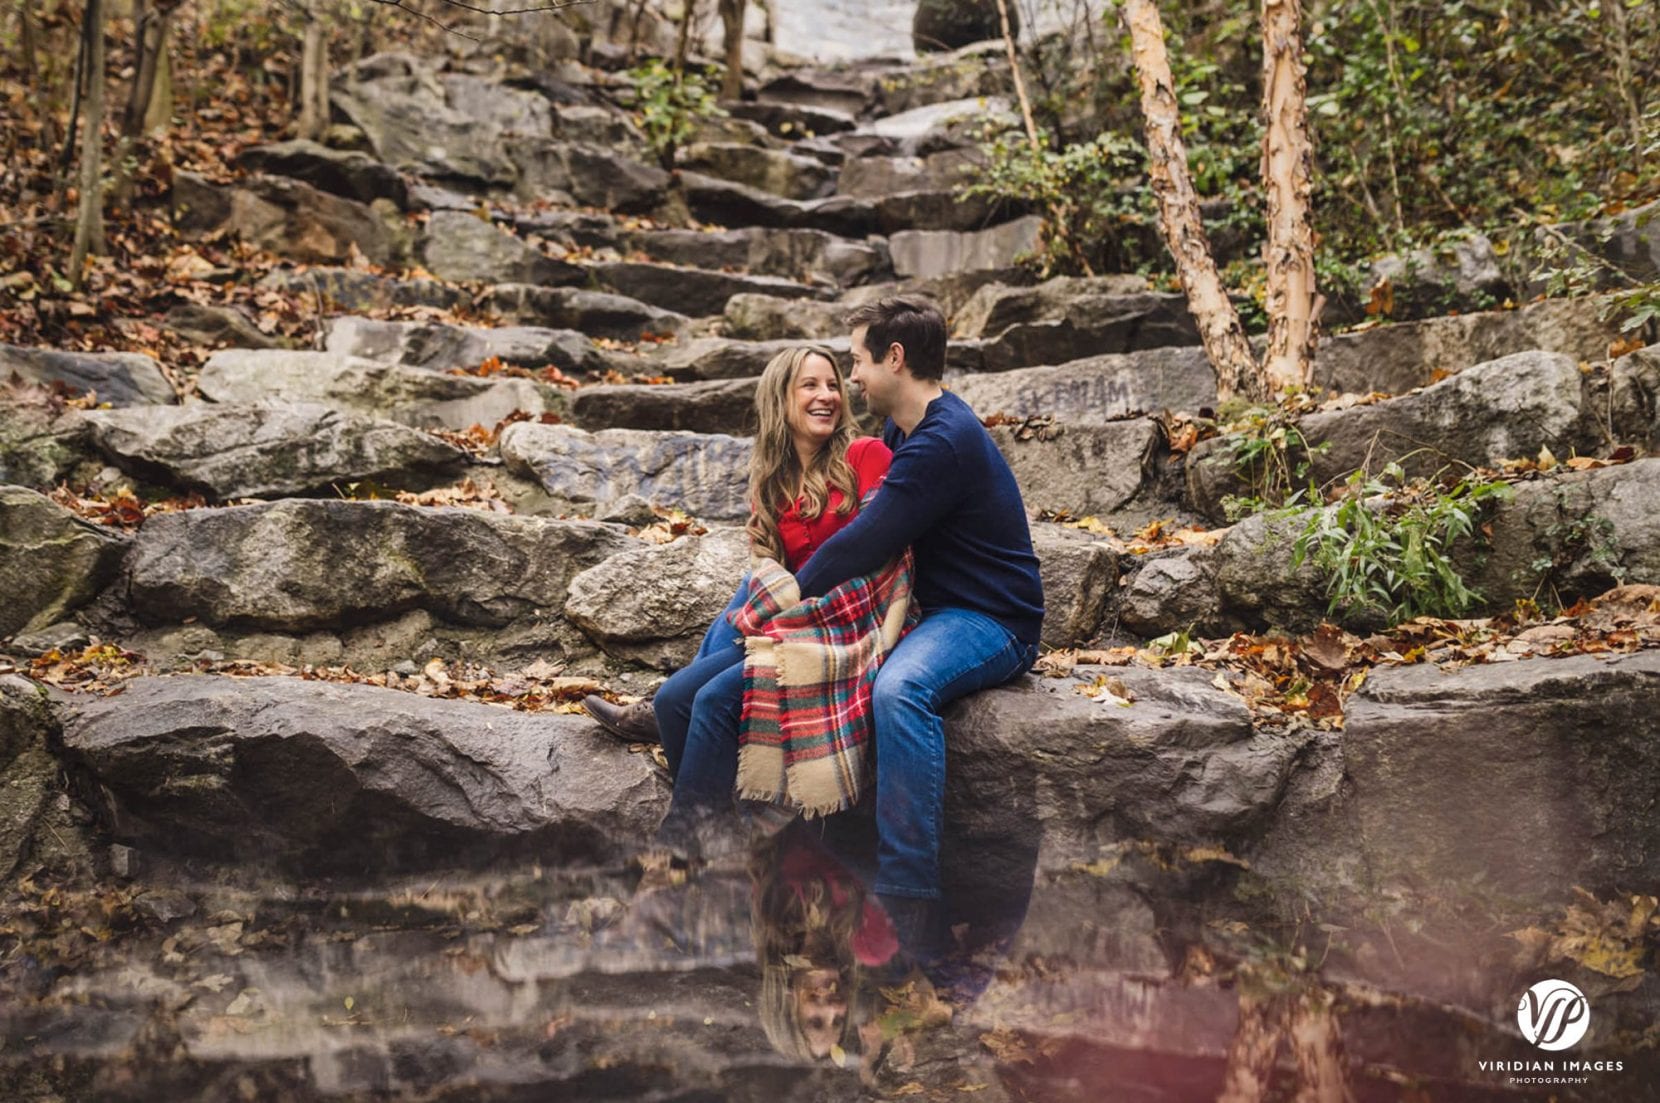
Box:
[845,297,947,382]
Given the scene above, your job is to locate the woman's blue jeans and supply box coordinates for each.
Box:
[653,577,749,780]
[657,600,1037,900]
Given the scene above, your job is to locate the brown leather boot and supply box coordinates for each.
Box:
[582,695,661,744]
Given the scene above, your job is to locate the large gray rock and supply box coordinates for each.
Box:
[487,284,689,342]
[755,68,875,118]
[564,527,751,668]
[59,675,666,871]
[837,149,982,199]
[675,142,835,200]
[1342,651,1660,903]
[0,389,95,489]
[864,96,1018,151]
[197,349,561,431]
[570,378,760,435]
[589,261,830,319]
[722,296,849,342]
[124,498,636,633]
[499,422,753,521]
[1030,525,1117,648]
[623,227,889,288]
[1187,350,1596,519]
[1302,350,1590,483]
[945,667,1303,872]
[912,0,1009,52]
[678,171,878,237]
[0,486,127,637]
[77,401,470,500]
[257,267,466,313]
[330,64,519,189]
[1315,294,1628,396]
[0,344,175,406]
[163,303,288,351]
[889,216,1043,280]
[993,419,1160,519]
[0,675,60,878]
[323,316,627,377]
[1468,457,1660,607]
[1116,546,1223,638]
[513,141,670,212]
[1366,233,1508,321]
[1610,343,1660,452]
[875,45,1008,113]
[421,210,583,285]
[654,335,851,381]
[234,139,409,207]
[959,283,1202,371]
[872,189,1020,234]
[172,172,398,267]
[950,346,1219,421]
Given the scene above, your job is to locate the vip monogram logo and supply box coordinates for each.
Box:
[1517,979,1591,1051]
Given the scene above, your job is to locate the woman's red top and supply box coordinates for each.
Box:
[776,437,892,572]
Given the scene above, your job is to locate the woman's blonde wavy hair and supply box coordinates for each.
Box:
[747,346,860,564]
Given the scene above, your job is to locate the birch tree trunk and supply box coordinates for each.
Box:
[1260,0,1318,394]
[297,1,330,142]
[69,0,107,289]
[1217,994,1283,1103]
[717,0,745,101]
[1119,0,1262,403]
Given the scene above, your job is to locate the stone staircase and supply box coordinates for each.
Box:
[4,27,1660,1101]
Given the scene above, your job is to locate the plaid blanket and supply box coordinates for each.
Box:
[730,552,917,818]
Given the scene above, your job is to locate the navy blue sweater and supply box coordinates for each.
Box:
[794,390,1046,646]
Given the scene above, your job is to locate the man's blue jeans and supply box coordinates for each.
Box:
[659,603,1037,899]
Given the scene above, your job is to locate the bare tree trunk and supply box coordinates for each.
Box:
[125,0,177,136]
[1217,994,1283,1103]
[716,0,745,101]
[672,0,695,81]
[70,0,107,288]
[1120,0,1261,402]
[994,0,1038,148]
[17,0,38,83]
[1604,0,1645,155]
[1259,0,1317,394]
[297,0,330,142]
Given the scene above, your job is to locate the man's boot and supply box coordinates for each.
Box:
[582,695,660,745]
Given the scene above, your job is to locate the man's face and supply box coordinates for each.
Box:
[849,325,892,418]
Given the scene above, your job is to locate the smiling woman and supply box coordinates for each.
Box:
[583,343,893,779]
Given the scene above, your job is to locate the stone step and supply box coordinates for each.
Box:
[949,346,1220,423]
[891,215,1044,280]
[1186,348,1629,519]
[60,674,664,870]
[586,259,834,318]
[836,148,983,199]
[679,171,877,237]
[1121,457,1660,639]
[196,348,563,431]
[420,209,586,286]
[322,316,641,377]
[115,497,637,665]
[485,283,689,342]
[674,141,837,201]
[1,485,128,640]
[74,400,472,501]
[173,171,402,268]
[258,266,466,313]
[727,98,857,137]
[954,277,1203,370]
[1314,292,1631,396]
[0,344,175,407]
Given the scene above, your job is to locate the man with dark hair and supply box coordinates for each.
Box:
[795,295,1045,963]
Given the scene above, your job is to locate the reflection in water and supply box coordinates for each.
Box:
[0,812,1616,1100]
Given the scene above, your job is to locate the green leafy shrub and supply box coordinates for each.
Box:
[1288,464,1512,625]
[626,59,726,171]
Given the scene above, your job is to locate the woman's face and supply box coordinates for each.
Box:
[785,353,843,455]
[793,967,848,1059]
